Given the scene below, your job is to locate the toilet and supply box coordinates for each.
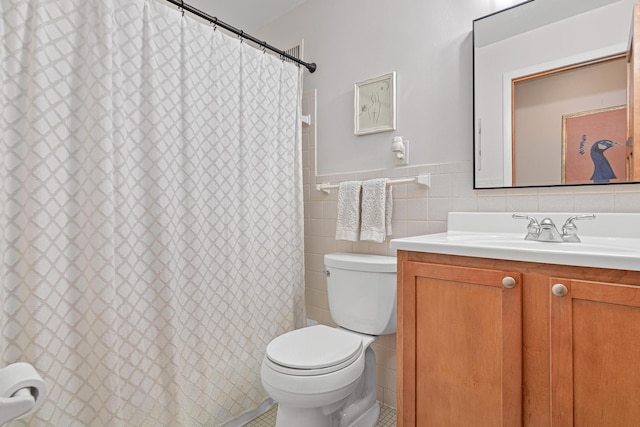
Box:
[260,252,397,427]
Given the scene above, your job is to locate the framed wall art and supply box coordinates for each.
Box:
[562,105,626,185]
[354,72,396,135]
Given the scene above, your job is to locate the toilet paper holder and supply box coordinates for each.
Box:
[0,363,47,425]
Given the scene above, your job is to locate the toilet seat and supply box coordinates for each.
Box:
[265,325,363,376]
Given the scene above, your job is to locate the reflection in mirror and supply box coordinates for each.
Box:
[513,54,627,186]
[473,0,637,189]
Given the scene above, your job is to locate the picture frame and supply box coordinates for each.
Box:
[562,105,626,185]
[354,72,396,135]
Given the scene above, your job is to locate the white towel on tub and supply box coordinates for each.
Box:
[360,178,392,242]
[335,181,362,241]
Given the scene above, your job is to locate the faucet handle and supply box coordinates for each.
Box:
[512,213,539,223]
[512,214,540,240]
[562,214,595,242]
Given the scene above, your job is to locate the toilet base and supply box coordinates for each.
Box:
[346,401,379,427]
[274,406,325,427]
[273,348,379,427]
[274,401,379,427]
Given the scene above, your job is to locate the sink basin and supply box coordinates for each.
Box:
[390,213,640,271]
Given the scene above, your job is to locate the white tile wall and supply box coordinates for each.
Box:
[300,91,640,409]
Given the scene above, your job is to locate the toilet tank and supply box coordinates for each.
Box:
[324,253,397,336]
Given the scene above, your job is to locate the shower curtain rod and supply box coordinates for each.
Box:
[166,0,317,73]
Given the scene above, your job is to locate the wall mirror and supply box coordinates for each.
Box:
[473,0,639,189]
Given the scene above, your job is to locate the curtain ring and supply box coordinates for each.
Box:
[212,17,218,31]
[180,0,185,16]
[238,30,244,43]
[261,42,267,54]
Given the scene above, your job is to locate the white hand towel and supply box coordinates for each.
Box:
[335,181,362,241]
[360,178,392,243]
[385,183,393,237]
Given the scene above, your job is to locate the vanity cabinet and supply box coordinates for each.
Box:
[550,277,640,425]
[397,251,640,427]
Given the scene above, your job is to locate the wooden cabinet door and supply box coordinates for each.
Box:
[550,278,640,426]
[398,261,522,427]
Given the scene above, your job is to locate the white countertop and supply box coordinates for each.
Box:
[390,212,640,271]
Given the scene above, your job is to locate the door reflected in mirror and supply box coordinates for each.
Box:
[473,0,638,189]
[512,54,628,187]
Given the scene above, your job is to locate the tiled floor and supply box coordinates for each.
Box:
[244,403,396,427]
[375,405,397,426]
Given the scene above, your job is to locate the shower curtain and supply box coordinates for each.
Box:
[0,0,305,425]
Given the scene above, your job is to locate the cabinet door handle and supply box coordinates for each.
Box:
[552,283,568,297]
[502,276,516,289]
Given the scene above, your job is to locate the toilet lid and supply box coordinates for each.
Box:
[266,325,362,371]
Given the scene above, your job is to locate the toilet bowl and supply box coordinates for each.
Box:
[260,253,397,427]
[261,325,379,426]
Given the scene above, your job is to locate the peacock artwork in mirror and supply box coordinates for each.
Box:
[473,0,640,189]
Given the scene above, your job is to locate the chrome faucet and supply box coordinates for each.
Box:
[538,218,563,242]
[512,214,540,240]
[512,213,596,243]
[561,214,596,242]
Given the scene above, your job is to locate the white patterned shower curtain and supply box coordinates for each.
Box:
[0,0,305,425]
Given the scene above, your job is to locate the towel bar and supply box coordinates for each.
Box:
[315,174,430,194]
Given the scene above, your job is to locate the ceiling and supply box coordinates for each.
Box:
[185,0,307,32]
